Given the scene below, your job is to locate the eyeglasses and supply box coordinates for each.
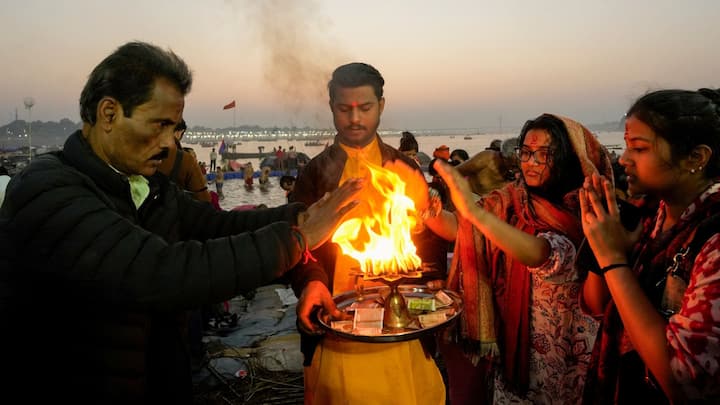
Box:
[515,147,553,164]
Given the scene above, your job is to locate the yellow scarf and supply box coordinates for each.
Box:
[338,137,382,185]
[333,136,383,293]
[305,136,446,405]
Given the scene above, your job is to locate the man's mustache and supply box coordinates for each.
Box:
[151,148,169,160]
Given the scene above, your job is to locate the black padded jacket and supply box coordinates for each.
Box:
[0,130,306,404]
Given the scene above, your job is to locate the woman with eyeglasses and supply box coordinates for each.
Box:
[423,113,613,404]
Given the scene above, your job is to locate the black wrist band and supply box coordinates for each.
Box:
[600,263,628,274]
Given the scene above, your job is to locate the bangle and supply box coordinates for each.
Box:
[292,226,318,264]
[419,188,442,220]
[600,263,628,274]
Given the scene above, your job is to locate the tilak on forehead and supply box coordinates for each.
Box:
[351,101,358,108]
[526,130,552,147]
[528,132,539,145]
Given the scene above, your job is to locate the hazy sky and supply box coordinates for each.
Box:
[2,0,719,131]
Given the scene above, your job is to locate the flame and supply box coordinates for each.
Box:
[332,160,422,279]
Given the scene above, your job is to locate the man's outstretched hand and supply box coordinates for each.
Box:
[298,178,364,249]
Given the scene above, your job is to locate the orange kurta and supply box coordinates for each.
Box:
[304,136,445,405]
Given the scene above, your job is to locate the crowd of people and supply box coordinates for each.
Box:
[1,40,719,405]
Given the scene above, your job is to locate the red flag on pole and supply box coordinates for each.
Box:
[223,100,236,110]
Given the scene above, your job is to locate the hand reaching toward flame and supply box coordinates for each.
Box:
[297,280,349,335]
[433,160,480,221]
[382,158,429,213]
[298,178,364,249]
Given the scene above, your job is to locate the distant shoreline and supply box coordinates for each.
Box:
[0,119,623,149]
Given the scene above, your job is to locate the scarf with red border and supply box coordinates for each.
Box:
[447,115,612,394]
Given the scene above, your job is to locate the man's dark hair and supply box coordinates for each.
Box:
[450,149,469,161]
[0,166,8,176]
[175,119,187,132]
[280,175,296,187]
[79,41,193,125]
[328,62,384,102]
[399,131,419,152]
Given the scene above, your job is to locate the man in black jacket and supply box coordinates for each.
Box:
[0,41,361,404]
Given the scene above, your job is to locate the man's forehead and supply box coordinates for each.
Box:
[333,86,377,103]
[334,98,375,106]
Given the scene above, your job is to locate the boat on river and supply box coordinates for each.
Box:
[221,151,274,160]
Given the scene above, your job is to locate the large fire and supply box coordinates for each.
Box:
[331,160,422,280]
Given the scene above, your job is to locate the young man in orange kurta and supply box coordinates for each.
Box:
[288,63,445,405]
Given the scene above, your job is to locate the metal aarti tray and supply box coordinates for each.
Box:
[317,284,463,343]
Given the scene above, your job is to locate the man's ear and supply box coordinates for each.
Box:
[97,97,119,132]
[378,97,385,115]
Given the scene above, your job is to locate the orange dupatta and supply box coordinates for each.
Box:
[447,115,613,393]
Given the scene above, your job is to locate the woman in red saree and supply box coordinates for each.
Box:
[426,114,613,404]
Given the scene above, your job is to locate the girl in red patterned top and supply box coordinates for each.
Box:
[580,88,720,403]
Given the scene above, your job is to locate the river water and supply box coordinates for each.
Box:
[191,131,625,210]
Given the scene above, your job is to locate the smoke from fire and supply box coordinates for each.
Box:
[229,0,349,128]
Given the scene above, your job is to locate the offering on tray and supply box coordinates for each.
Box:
[331,320,354,333]
[353,307,384,335]
[406,297,436,311]
[317,285,463,343]
[418,312,448,328]
[434,290,454,307]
